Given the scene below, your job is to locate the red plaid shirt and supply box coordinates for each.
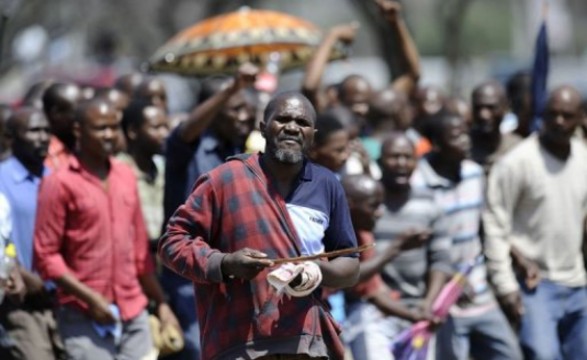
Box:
[34,156,153,321]
[159,154,355,360]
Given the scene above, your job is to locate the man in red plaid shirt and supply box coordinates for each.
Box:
[159,92,360,360]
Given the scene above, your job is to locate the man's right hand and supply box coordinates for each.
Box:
[397,229,431,251]
[328,22,359,44]
[231,62,259,91]
[375,0,402,22]
[87,293,116,325]
[221,248,274,281]
[499,291,524,327]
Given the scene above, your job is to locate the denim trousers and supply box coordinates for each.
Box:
[435,306,522,360]
[519,280,587,360]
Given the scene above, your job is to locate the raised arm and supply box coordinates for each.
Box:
[301,23,358,112]
[376,0,421,95]
[177,62,258,143]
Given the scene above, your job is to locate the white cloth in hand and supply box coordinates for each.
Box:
[267,261,322,297]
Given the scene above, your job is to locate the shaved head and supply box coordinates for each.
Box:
[541,85,583,147]
[342,174,381,202]
[342,173,384,231]
[471,80,508,135]
[7,107,45,136]
[548,85,582,107]
[263,91,316,127]
[114,73,145,97]
[472,81,507,104]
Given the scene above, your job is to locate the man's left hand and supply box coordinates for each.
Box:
[157,303,181,332]
[6,268,26,303]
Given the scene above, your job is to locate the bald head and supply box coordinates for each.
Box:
[338,75,372,122]
[74,98,120,160]
[7,107,45,135]
[114,73,145,97]
[263,91,316,126]
[342,174,383,230]
[75,98,116,126]
[541,85,583,146]
[547,85,582,108]
[136,77,167,110]
[342,174,381,202]
[471,81,508,135]
[369,89,410,130]
[7,107,50,165]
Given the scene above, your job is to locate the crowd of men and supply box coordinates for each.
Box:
[0,1,586,360]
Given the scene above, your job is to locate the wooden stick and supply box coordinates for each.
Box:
[270,243,374,265]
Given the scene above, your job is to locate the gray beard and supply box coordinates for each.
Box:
[272,148,303,164]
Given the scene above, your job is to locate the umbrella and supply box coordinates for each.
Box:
[147,6,348,77]
[390,257,481,360]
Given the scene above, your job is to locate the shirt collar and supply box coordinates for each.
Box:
[68,155,115,175]
[417,156,452,188]
[300,159,312,181]
[6,156,47,183]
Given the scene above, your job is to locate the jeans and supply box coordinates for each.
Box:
[519,280,587,360]
[343,301,435,360]
[436,306,522,360]
[56,307,152,360]
[159,268,200,360]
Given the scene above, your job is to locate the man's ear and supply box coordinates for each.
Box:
[259,121,266,138]
[72,121,81,140]
[127,125,138,141]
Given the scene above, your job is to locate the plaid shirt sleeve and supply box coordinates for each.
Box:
[33,174,72,280]
[158,174,226,284]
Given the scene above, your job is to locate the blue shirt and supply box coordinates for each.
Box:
[164,128,241,224]
[0,157,48,271]
[272,159,357,256]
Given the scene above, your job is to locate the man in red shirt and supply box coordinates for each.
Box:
[34,98,179,360]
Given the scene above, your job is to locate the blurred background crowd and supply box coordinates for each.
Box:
[0,0,586,359]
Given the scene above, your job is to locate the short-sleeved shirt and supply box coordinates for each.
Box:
[411,157,496,315]
[0,157,48,271]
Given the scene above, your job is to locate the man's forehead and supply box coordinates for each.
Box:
[550,88,581,109]
[275,97,307,113]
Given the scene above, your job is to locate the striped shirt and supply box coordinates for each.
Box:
[373,188,452,305]
[412,157,496,315]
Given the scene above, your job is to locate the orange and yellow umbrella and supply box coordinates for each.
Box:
[148,7,347,76]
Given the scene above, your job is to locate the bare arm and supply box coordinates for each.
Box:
[376,0,421,95]
[369,287,419,321]
[55,273,116,324]
[139,273,181,331]
[422,269,447,310]
[360,229,431,281]
[301,23,358,112]
[318,256,359,289]
[178,62,258,143]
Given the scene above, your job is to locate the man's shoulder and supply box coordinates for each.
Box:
[307,161,340,184]
[461,159,484,178]
[498,136,539,166]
